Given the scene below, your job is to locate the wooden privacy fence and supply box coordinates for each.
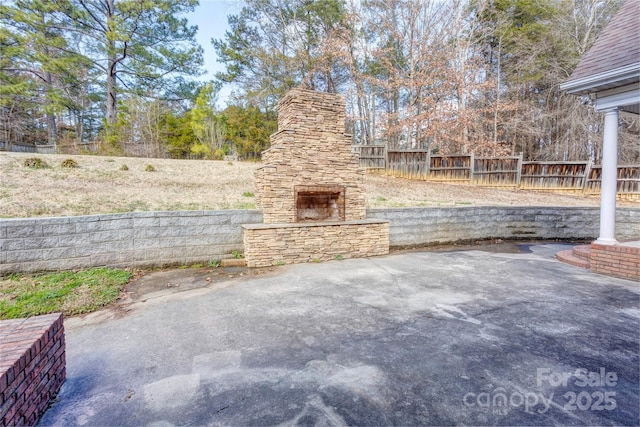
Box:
[585,165,640,197]
[430,155,472,181]
[473,156,521,186]
[387,151,517,184]
[0,141,39,153]
[353,145,386,169]
[0,141,99,154]
[387,150,430,179]
[355,145,640,197]
[520,161,590,190]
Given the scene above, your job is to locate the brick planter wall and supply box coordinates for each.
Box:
[243,219,389,267]
[0,313,65,426]
[590,243,640,281]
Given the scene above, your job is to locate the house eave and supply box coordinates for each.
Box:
[593,84,640,112]
[560,63,640,96]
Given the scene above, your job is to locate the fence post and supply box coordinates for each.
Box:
[384,144,388,172]
[516,152,523,188]
[582,159,593,193]
[469,153,475,183]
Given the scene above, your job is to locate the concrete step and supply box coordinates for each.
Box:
[556,248,590,269]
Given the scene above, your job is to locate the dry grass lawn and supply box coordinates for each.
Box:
[1,152,636,218]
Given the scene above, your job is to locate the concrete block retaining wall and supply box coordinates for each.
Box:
[366,207,639,247]
[0,210,262,273]
[0,207,638,273]
[0,313,65,426]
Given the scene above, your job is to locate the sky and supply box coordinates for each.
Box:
[185,0,243,107]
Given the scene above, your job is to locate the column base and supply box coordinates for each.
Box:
[593,237,618,246]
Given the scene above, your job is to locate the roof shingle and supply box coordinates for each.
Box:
[566,0,640,82]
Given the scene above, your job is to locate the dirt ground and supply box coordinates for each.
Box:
[1,152,636,218]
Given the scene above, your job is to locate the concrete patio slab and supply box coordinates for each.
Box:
[39,243,639,426]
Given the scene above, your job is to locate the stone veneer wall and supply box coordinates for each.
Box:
[0,313,65,426]
[590,243,639,281]
[0,207,638,273]
[242,220,389,267]
[255,89,366,224]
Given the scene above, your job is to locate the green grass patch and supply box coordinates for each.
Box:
[0,268,131,320]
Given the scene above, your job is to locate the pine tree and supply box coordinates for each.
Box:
[213,0,349,110]
[0,0,89,145]
[62,0,204,127]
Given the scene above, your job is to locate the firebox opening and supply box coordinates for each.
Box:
[295,185,345,222]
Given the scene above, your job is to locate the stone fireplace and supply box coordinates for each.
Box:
[242,88,389,267]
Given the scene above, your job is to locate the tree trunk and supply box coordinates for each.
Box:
[493,40,501,147]
[46,113,57,146]
[105,0,117,128]
[44,71,57,146]
[106,57,118,127]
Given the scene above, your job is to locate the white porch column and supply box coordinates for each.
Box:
[595,107,619,245]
